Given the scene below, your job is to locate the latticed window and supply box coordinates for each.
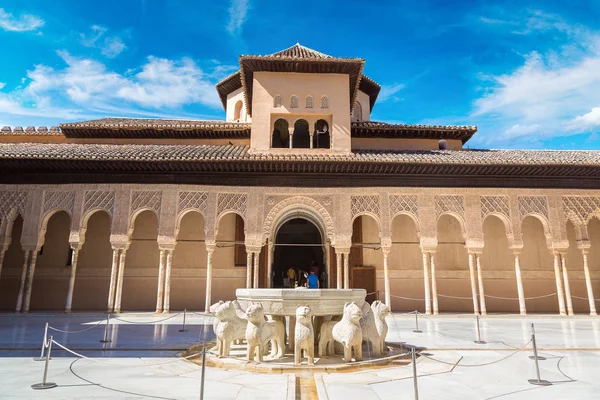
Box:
[273,95,282,108]
[290,95,299,108]
[321,96,329,109]
[306,95,313,108]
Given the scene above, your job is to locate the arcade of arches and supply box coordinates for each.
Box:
[1,186,600,317]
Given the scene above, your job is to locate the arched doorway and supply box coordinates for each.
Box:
[272,218,324,288]
[292,119,310,148]
[313,119,330,149]
[272,118,289,148]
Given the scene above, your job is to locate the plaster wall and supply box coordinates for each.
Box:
[355,91,371,121]
[351,138,463,151]
[250,72,351,152]
[226,88,250,122]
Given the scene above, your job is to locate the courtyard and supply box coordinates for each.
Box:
[0,312,598,399]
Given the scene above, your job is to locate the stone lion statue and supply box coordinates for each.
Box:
[245,303,285,362]
[294,305,315,366]
[318,319,336,357]
[332,302,363,362]
[371,300,390,354]
[360,301,382,356]
[214,301,247,357]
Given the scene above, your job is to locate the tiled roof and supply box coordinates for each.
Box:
[268,44,334,59]
[1,126,62,135]
[351,121,477,143]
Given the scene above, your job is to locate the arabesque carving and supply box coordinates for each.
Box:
[217,193,247,219]
[389,194,419,220]
[43,190,75,216]
[351,195,380,220]
[480,195,510,220]
[518,195,548,220]
[178,191,208,216]
[563,196,600,225]
[84,190,115,216]
[0,191,27,219]
[131,190,161,215]
[435,195,465,218]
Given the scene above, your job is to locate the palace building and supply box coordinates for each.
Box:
[1,44,600,316]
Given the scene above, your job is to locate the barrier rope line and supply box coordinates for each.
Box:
[437,293,474,300]
[389,294,425,302]
[419,338,532,368]
[48,318,105,334]
[112,312,182,324]
[571,295,600,302]
[484,293,557,301]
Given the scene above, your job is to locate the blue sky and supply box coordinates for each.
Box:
[0,0,599,150]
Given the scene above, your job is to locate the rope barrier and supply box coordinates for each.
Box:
[437,293,474,300]
[47,318,105,334]
[484,293,557,301]
[111,312,182,324]
[571,295,600,302]
[389,294,425,301]
[419,338,533,368]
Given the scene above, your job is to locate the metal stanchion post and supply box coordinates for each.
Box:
[528,323,546,361]
[413,310,422,333]
[33,322,49,361]
[31,336,57,390]
[528,323,551,386]
[411,347,419,400]
[474,315,486,344]
[100,313,112,343]
[200,347,207,400]
[180,309,189,332]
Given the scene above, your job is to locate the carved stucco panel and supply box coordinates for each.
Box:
[562,196,600,225]
[350,195,381,221]
[84,190,115,217]
[131,190,162,216]
[0,191,28,220]
[43,190,75,217]
[217,192,248,220]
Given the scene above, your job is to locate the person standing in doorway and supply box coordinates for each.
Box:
[307,269,320,289]
[286,266,296,288]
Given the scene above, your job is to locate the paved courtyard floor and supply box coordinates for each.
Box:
[0,311,599,399]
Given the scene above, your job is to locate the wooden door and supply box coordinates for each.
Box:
[352,267,376,304]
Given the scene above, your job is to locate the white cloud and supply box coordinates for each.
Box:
[378,83,405,102]
[566,107,600,131]
[226,0,249,35]
[79,25,127,58]
[0,8,44,32]
[503,124,541,139]
[0,82,5,90]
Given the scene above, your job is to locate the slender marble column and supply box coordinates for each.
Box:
[430,252,439,315]
[514,252,526,315]
[336,252,342,289]
[114,250,127,313]
[422,252,431,315]
[581,250,597,316]
[0,247,6,278]
[553,253,567,316]
[561,254,574,316]
[343,252,350,289]
[15,249,30,312]
[383,248,391,309]
[309,133,314,149]
[267,243,273,288]
[253,252,259,288]
[204,248,214,312]
[107,248,120,312]
[246,252,252,288]
[22,251,39,313]
[468,253,480,315]
[155,249,166,313]
[65,246,80,313]
[163,250,173,313]
[476,254,487,315]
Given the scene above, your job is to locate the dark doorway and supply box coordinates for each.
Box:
[273,218,324,288]
[292,119,310,148]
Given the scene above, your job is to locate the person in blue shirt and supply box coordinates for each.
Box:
[307,269,320,289]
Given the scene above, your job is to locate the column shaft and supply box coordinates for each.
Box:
[114,250,127,313]
[253,252,259,288]
[553,253,566,315]
[561,254,574,316]
[246,252,252,288]
[476,254,487,315]
[267,243,273,288]
[15,249,30,312]
[0,248,6,278]
[336,252,342,289]
[582,251,597,316]
[22,251,38,312]
[155,249,166,313]
[343,252,349,289]
[65,247,80,313]
[383,250,391,309]
[107,248,120,312]
[204,249,214,312]
[422,252,431,315]
[468,253,480,315]
[430,253,439,315]
[163,250,173,313]
[514,254,526,315]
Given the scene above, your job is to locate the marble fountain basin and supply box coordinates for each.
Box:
[235,288,367,317]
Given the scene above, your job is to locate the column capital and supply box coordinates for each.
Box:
[510,246,523,255]
[205,241,217,253]
[246,245,262,253]
[69,242,83,251]
[334,247,350,255]
[381,246,391,255]
[467,248,484,255]
[577,240,591,251]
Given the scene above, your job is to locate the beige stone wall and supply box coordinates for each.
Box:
[355,91,371,121]
[351,138,463,151]
[226,87,250,122]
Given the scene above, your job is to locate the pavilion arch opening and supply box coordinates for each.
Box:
[233,100,243,121]
[313,119,330,149]
[272,118,289,148]
[389,214,422,311]
[122,209,159,311]
[172,211,206,310]
[30,210,71,311]
[273,217,324,289]
[435,214,470,313]
[72,210,112,310]
[565,221,587,314]
[292,119,310,148]
[520,215,556,313]
[0,215,24,310]
[215,212,246,299]
[482,214,519,313]
[351,215,381,303]
[351,101,362,122]
[588,218,600,297]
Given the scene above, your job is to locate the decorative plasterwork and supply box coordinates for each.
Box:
[178,191,208,216]
[43,190,75,216]
[350,195,380,220]
[480,195,510,220]
[84,190,114,216]
[518,195,548,220]
[262,196,334,242]
[0,191,27,219]
[562,196,600,225]
[131,190,162,215]
[217,192,247,220]
[389,194,419,220]
[435,195,465,218]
